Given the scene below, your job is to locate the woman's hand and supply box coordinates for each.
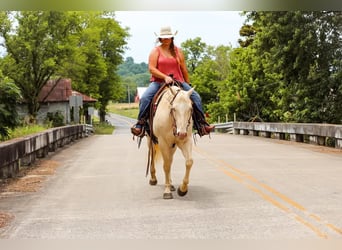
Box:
[164,75,174,84]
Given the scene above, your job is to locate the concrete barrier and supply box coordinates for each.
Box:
[233,122,342,149]
[0,125,87,179]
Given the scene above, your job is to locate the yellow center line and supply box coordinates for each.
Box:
[294,216,328,239]
[194,146,342,238]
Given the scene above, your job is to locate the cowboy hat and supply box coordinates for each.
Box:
[154,26,178,39]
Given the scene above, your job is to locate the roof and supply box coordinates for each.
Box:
[38,78,97,103]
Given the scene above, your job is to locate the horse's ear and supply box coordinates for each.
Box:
[187,87,195,97]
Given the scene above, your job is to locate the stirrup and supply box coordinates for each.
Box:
[197,125,215,137]
[131,125,145,137]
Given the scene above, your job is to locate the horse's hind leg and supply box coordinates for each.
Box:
[148,140,157,186]
[178,144,193,197]
[149,157,157,186]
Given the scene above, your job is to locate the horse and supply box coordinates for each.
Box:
[147,85,194,199]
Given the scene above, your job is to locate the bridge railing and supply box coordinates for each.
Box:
[232,122,342,149]
[0,124,92,179]
[213,122,234,133]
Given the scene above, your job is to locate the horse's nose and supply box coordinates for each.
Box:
[177,132,187,139]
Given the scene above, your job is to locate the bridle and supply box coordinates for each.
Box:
[169,88,192,137]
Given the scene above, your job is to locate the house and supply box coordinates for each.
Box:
[17,78,97,124]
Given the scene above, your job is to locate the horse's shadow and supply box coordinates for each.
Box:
[149,183,229,209]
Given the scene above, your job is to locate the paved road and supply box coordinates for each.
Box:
[0,114,341,239]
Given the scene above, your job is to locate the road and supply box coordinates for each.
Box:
[0,113,341,239]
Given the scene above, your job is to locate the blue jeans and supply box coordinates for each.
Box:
[138,81,204,120]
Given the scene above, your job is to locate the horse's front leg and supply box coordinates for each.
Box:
[160,146,175,199]
[163,160,173,199]
[178,143,193,197]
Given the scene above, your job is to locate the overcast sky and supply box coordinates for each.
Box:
[115,11,246,63]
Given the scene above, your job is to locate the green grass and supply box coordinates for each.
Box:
[1,124,49,141]
[107,102,139,119]
[93,122,115,135]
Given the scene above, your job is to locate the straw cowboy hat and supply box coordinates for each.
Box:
[155,26,178,38]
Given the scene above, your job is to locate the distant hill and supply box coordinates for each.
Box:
[117,57,148,76]
[117,57,150,102]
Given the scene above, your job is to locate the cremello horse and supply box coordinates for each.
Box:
[147,85,194,199]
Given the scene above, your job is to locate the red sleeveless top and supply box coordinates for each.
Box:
[150,46,185,83]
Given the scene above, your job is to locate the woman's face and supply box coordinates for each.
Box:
[160,37,173,46]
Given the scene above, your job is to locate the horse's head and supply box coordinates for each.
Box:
[169,86,194,139]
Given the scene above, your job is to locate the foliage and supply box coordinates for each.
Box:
[182,37,207,74]
[0,11,80,121]
[117,57,148,76]
[3,124,48,141]
[212,11,342,124]
[45,111,65,127]
[57,11,130,122]
[0,11,130,124]
[245,11,342,123]
[181,38,232,120]
[0,80,22,139]
[116,57,150,103]
[93,122,115,134]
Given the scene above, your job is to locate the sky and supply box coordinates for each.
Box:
[115,11,246,63]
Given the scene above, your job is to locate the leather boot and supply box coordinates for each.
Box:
[131,120,145,137]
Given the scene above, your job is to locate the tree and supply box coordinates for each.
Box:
[215,11,342,123]
[117,56,150,103]
[181,37,207,74]
[0,79,22,139]
[0,11,130,123]
[0,11,80,122]
[247,11,342,123]
[62,11,129,122]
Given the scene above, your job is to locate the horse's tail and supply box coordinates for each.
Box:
[146,140,161,177]
[153,143,161,164]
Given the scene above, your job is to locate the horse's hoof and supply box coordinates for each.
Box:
[149,179,157,186]
[170,185,176,191]
[163,192,173,199]
[177,187,188,197]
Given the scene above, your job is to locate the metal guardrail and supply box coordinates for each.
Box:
[85,124,94,135]
[213,122,234,133]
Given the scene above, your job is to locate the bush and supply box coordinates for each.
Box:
[0,81,22,139]
[45,111,65,127]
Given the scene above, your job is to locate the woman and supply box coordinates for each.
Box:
[131,26,214,137]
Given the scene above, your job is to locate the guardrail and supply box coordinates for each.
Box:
[233,122,342,149]
[213,122,234,133]
[0,124,92,179]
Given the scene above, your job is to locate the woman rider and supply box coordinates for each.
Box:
[131,26,214,137]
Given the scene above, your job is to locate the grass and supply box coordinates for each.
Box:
[93,122,115,135]
[91,102,138,135]
[107,102,139,119]
[4,124,49,141]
